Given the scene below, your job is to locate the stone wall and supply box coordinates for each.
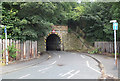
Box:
[37,32,88,53]
[37,25,88,53]
[62,33,88,51]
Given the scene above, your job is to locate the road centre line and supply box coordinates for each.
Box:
[59,55,61,59]
[86,61,101,74]
[81,55,85,58]
[61,70,74,77]
[18,74,31,79]
[38,66,53,72]
[67,70,80,79]
[51,61,56,65]
[48,61,57,66]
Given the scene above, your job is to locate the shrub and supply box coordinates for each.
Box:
[7,43,20,59]
[88,48,99,54]
[112,53,120,55]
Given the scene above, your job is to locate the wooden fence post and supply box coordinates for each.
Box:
[26,41,30,60]
[1,39,38,62]
[0,39,2,63]
[18,40,21,60]
[32,41,34,58]
[20,42,24,60]
[7,39,9,62]
[30,41,32,58]
[16,40,20,60]
[23,41,26,59]
[3,39,6,63]
[35,41,37,57]
[94,41,120,53]
[109,42,112,53]
[117,42,120,53]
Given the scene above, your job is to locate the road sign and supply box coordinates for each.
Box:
[52,29,56,33]
[4,27,7,33]
[113,22,118,30]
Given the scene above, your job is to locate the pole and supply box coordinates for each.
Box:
[114,29,117,67]
[5,26,8,65]
[110,20,118,67]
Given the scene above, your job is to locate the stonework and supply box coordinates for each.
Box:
[37,25,88,53]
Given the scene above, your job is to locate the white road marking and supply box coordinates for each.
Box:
[47,61,57,66]
[38,66,53,72]
[18,74,31,79]
[86,61,90,67]
[67,70,80,79]
[59,55,61,59]
[61,70,74,77]
[51,61,56,65]
[86,61,101,74]
[81,55,85,58]
[58,73,63,76]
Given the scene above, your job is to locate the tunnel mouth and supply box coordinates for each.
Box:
[46,34,61,51]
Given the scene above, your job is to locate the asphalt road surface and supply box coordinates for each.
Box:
[2,51,102,79]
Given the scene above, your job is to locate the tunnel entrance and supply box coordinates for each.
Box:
[46,34,61,51]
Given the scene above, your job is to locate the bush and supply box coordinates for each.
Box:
[88,48,99,54]
[7,43,20,59]
[112,53,120,55]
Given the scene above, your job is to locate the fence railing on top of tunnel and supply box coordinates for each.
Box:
[0,39,38,63]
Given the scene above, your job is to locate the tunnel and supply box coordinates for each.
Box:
[46,34,61,51]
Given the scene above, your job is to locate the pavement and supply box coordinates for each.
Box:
[0,52,50,75]
[0,51,119,79]
[86,53,119,78]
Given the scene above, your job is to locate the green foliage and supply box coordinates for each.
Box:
[88,48,99,54]
[112,53,120,55]
[1,2,78,41]
[7,44,19,58]
[68,28,72,33]
[68,2,120,43]
[1,2,120,42]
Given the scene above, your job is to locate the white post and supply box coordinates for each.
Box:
[114,30,117,66]
[114,30,117,60]
[5,26,8,65]
[110,20,118,67]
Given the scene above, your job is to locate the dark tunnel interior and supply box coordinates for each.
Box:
[46,34,61,51]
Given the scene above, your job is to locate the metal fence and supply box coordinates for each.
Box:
[94,41,120,53]
[0,39,37,63]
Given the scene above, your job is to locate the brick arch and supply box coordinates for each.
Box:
[44,32,62,51]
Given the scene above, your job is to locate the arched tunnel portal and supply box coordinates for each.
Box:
[46,34,61,51]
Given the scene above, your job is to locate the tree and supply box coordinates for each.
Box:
[2,2,120,42]
[68,2,120,43]
[2,2,78,41]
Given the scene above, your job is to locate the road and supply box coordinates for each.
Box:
[2,51,102,79]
